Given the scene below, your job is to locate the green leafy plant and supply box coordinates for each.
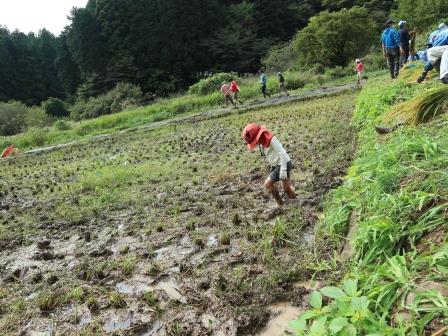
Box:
[290,279,397,335]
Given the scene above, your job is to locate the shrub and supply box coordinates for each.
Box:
[42,98,70,118]
[283,72,307,90]
[0,102,27,136]
[362,52,387,73]
[261,42,297,72]
[188,72,238,96]
[72,82,143,120]
[53,120,72,131]
[26,106,53,128]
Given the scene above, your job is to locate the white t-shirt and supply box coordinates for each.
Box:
[261,137,290,173]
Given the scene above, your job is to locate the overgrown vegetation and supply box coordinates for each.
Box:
[292,70,448,334]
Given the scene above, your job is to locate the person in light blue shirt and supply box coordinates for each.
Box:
[381,19,401,79]
[428,23,447,47]
[259,70,270,99]
[417,28,448,83]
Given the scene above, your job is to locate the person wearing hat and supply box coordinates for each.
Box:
[428,23,448,47]
[417,26,448,83]
[277,72,289,97]
[242,123,296,208]
[355,59,366,85]
[381,19,401,79]
[398,20,411,67]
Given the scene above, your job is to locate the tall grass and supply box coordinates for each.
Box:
[299,75,448,334]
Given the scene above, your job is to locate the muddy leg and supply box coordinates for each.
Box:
[264,177,283,207]
[281,179,296,199]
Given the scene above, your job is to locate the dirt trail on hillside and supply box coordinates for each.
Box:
[24,83,359,157]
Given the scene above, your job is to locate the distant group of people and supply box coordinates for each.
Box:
[416,22,448,84]
[220,70,290,107]
[381,18,448,84]
[381,19,415,79]
[220,79,241,107]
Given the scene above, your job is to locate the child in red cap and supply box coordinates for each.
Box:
[242,123,296,208]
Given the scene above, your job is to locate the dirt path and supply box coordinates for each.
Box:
[24,83,359,156]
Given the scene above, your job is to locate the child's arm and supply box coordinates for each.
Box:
[270,138,289,180]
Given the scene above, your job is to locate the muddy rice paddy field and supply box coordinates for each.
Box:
[0,92,357,335]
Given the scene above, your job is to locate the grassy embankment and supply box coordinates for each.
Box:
[291,68,448,334]
[0,70,385,152]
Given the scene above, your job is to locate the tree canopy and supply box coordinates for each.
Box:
[292,7,377,67]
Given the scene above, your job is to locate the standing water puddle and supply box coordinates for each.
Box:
[104,310,134,332]
[116,274,154,296]
[156,279,187,304]
[256,302,302,336]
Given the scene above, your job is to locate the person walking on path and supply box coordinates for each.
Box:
[355,59,367,85]
[242,123,296,208]
[382,18,401,79]
[260,70,270,99]
[220,82,236,107]
[230,79,242,105]
[398,20,411,67]
[277,72,289,97]
[417,27,448,83]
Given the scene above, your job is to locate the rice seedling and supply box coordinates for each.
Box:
[384,86,448,125]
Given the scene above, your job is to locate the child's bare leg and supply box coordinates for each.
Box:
[264,177,284,207]
[281,179,296,199]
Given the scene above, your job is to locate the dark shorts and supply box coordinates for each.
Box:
[269,161,293,182]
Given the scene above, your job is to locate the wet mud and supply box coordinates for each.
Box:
[0,93,357,335]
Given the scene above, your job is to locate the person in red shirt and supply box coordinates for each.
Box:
[1,144,16,158]
[355,59,367,85]
[220,82,236,107]
[229,79,241,105]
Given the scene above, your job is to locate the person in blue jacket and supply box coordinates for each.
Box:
[417,27,448,83]
[428,23,448,48]
[381,19,401,79]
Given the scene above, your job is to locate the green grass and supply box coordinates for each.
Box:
[293,72,448,334]
[0,71,385,151]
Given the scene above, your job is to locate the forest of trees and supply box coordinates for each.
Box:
[0,0,446,106]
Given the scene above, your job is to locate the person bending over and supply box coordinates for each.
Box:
[242,123,296,208]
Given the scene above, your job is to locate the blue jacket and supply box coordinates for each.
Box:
[260,73,267,85]
[432,28,448,47]
[381,27,400,49]
[428,29,440,45]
